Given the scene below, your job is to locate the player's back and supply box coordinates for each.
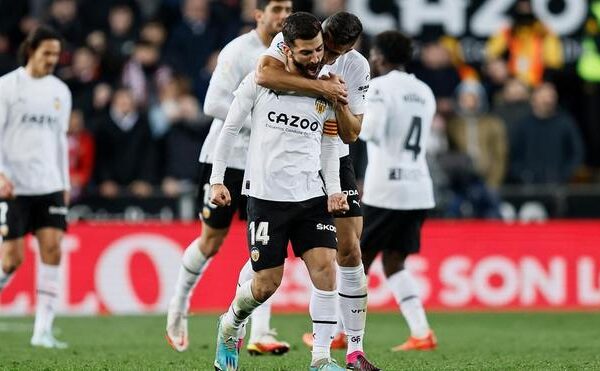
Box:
[362,70,435,210]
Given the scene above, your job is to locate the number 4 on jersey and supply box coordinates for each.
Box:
[404,116,422,161]
[249,221,270,245]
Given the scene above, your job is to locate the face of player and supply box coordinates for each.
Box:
[322,32,354,65]
[27,39,61,77]
[257,1,293,36]
[285,33,324,79]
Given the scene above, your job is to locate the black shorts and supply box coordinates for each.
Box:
[196,162,247,229]
[0,191,68,240]
[337,155,362,218]
[361,205,427,255]
[246,196,337,271]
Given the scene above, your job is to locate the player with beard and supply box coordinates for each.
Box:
[165,0,292,354]
[236,11,380,371]
[0,26,71,349]
[211,12,349,371]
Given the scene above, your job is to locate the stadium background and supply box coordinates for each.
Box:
[0,0,599,321]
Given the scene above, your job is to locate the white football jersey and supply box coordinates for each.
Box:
[360,71,436,210]
[0,67,71,195]
[263,32,370,158]
[211,72,340,202]
[199,30,266,170]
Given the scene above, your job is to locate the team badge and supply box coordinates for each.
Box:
[251,248,260,262]
[53,97,61,111]
[202,207,211,219]
[315,97,327,114]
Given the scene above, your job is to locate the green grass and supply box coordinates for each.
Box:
[1,312,600,370]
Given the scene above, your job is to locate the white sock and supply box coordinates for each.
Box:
[33,263,60,337]
[0,261,14,292]
[222,279,262,338]
[171,238,210,312]
[387,269,430,339]
[310,287,337,366]
[338,264,368,355]
[238,260,273,342]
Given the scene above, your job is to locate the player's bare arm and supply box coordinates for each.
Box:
[333,103,363,144]
[210,184,231,207]
[255,55,348,104]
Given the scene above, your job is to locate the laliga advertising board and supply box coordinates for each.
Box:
[1,221,600,315]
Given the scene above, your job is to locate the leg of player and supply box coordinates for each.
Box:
[383,250,437,351]
[237,259,290,356]
[166,222,226,352]
[215,266,283,371]
[0,238,23,293]
[31,227,67,349]
[302,247,345,371]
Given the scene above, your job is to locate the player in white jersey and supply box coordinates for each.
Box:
[360,31,437,351]
[210,13,349,371]
[239,11,381,371]
[0,26,72,349]
[165,0,292,354]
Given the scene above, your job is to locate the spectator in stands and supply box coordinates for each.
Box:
[481,58,510,107]
[46,0,83,50]
[0,32,16,76]
[411,37,461,116]
[164,0,235,100]
[121,39,172,108]
[493,78,531,143]
[447,80,508,189]
[68,110,95,202]
[150,76,210,197]
[577,0,600,169]
[106,3,137,75]
[485,0,563,87]
[509,82,584,184]
[62,46,102,116]
[139,21,167,50]
[93,87,156,198]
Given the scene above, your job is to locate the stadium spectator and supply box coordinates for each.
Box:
[485,0,563,87]
[509,82,584,184]
[93,87,157,198]
[493,78,531,144]
[447,80,508,189]
[62,46,102,116]
[0,32,17,76]
[46,0,83,51]
[139,21,168,50]
[67,110,95,202]
[105,3,137,75]
[481,58,510,107]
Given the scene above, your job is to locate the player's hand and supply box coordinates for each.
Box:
[0,173,15,199]
[327,192,349,214]
[210,184,231,207]
[319,73,348,105]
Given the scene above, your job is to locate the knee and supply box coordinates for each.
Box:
[337,237,362,267]
[200,230,227,258]
[2,257,22,274]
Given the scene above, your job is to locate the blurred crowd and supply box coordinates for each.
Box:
[0,0,599,218]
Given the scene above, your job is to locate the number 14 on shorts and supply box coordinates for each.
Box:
[249,221,270,245]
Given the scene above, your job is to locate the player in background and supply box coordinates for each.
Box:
[0,26,72,349]
[359,31,437,351]
[238,11,381,371]
[165,0,295,354]
[210,12,348,371]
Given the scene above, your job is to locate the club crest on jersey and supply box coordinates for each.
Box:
[53,97,61,111]
[251,247,260,262]
[315,97,327,115]
[202,206,211,219]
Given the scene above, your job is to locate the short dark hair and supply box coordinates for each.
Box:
[282,11,322,46]
[256,0,290,10]
[373,31,413,67]
[18,25,63,65]
[323,12,362,47]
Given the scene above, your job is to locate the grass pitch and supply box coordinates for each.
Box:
[1,312,599,370]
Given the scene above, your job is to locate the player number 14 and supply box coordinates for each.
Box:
[249,221,270,245]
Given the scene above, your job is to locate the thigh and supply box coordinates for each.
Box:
[31,192,67,233]
[0,197,28,240]
[336,155,362,219]
[290,197,337,257]
[246,197,291,272]
[197,164,245,229]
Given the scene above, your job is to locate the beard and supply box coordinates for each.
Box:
[292,58,322,79]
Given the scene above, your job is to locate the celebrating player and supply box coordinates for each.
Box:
[165,0,293,354]
[0,26,72,349]
[360,30,437,351]
[241,11,380,370]
[210,12,349,371]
